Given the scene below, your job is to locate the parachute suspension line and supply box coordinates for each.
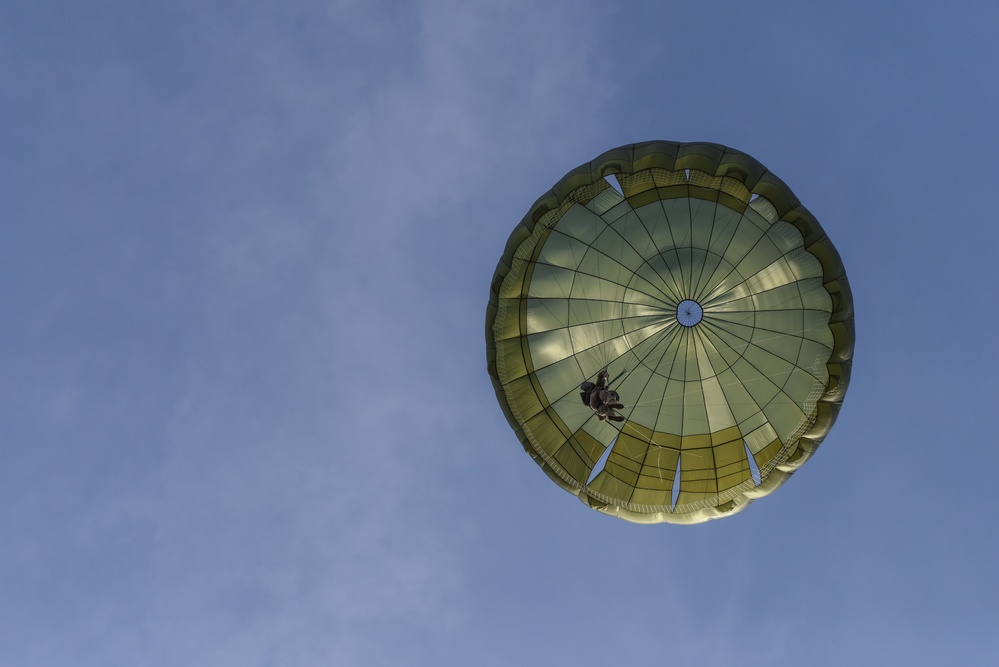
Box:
[607,368,628,387]
[583,368,629,386]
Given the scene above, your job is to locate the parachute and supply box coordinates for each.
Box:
[486,141,854,524]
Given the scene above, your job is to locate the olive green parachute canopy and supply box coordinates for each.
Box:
[486,141,854,524]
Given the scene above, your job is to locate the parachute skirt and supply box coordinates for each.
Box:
[486,141,854,524]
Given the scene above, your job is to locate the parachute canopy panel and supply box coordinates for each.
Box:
[486,141,854,524]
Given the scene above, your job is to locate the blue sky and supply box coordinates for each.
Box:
[3,1,998,665]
